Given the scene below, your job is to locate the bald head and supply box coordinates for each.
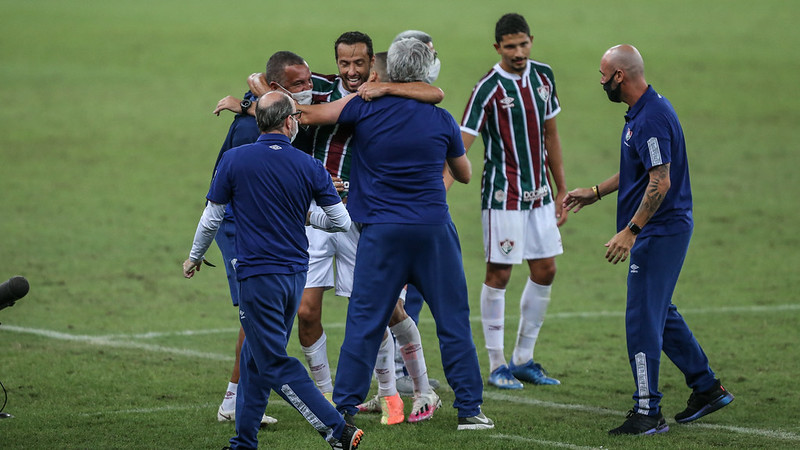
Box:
[603,44,644,79]
[255,91,295,134]
[600,44,649,106]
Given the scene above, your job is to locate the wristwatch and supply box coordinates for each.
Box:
[240,99,252,114]
[627,221,642,235]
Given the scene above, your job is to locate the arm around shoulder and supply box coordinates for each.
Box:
[298,93,357,126]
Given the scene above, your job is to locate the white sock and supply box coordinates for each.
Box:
[481,283,507,372]
[221,381,237,411]
[391,317,431,394]
[301,332,333,393]
[512,278,551,366]
[393,288,409,378]
[374,329,397,397]
[393,338,405,379]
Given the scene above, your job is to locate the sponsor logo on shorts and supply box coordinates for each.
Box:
[499,239,515,255]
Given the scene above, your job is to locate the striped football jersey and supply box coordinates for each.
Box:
[310,73,354,187]
[461,60,560,210]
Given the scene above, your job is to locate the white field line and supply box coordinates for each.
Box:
[3,302,800,443]
[0,325,232,361]
[47,302,800,339]
[492,434,604,450]
[484,392,800,442]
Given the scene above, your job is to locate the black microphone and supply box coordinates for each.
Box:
[0,276,29,311]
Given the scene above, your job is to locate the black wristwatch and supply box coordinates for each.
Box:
[240,99,252,115]
[627,220,642,235]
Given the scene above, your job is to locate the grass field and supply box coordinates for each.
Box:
[2,0,799,448]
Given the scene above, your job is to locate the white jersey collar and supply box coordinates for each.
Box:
[494,61,531,88]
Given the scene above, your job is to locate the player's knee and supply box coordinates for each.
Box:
[297,304,320,325]
[530,262,557,285]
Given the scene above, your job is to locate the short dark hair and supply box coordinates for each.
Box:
[255,92,295,133]
[265,51,306,85]
[495,13,530,43]
[373,52,388,82]
[334,31,374,60]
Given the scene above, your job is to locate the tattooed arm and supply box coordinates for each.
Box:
[604,163,671,264]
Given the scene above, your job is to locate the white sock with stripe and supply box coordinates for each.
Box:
[481,283,507,372]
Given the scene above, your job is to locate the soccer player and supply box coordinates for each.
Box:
[216,31,443,425]
[299,37,494,431]
[563,44,734,435]
[457,13,568,389]
[184,91,362,449]
[210,51,313,426]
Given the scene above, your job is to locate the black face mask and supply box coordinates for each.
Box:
[603,71,622,103]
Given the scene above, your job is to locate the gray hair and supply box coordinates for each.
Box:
[393,30,432,45]
[387,38,433,83]
[255,91,295,133]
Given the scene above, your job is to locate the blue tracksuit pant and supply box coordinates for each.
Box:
[230,273,346,449]
[214,217,240,306]
[333,222,484,418]
[626,229,717,415]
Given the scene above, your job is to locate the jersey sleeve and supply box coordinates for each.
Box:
[445,112,466,158]
[207,152,233,205]
[337,96,364,126]
[311,158,343,207]
[460,80,494,135]
[635,114,673,171]
[538,66,561,120]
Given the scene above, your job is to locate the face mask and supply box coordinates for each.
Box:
[289,115,299,142]
[603,71,622,103]
[278,84,313,105]
[425,57,441,84]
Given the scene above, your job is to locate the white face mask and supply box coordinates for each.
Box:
[278,84,313,105]
[425,57,441,84]
[289,115,299,142]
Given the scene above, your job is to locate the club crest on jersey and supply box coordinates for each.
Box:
[500,97,515,110]
[625,128,633,142]
[536,85,551,102]
[269,144,283,150]
[499,239,515,255]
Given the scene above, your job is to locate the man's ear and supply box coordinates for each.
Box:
[368,71,378,82]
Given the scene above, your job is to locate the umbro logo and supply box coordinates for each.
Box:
[500,97,515,109]
[269,145,282,150]
[630,264,640,274]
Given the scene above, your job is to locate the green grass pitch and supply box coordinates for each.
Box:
[1,0,799,448]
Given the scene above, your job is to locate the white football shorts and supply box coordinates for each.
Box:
[305,216,359,297]
[482,202,563,264]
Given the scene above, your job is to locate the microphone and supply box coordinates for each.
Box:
[0,276,29,311]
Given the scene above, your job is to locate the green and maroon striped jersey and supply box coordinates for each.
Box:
[461,60,560,210]
[310,73,354,191]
